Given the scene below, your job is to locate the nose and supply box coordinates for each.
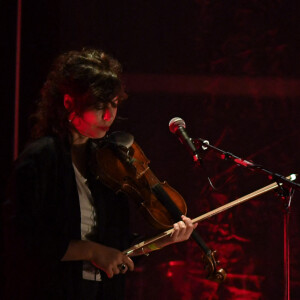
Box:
[103,107,112,121]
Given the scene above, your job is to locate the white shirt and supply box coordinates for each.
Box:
[73,163,101,281]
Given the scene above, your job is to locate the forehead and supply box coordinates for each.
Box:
[85,90,118,103]
[87,95,119,108]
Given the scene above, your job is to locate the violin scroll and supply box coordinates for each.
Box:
[202,250,227,283]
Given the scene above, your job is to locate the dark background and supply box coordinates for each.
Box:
[2,1,300,299]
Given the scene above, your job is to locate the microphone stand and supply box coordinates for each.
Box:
[193,137,299,300]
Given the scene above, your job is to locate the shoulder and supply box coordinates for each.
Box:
[17,136,69,167]
[23,136,57,153]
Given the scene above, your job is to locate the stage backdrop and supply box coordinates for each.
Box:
[2,1,300,299]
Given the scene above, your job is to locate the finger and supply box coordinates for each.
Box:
[170,223,180,239]
[184,219,195,234]
[184,225,194,238]
[177,221,188,238]
[178,220,186,229]
[182,216,195,232]
[179,216,196,240]
[112,265,120,276]
[106,267,114,279]
[181,215,193,226]
[124,256,134,271]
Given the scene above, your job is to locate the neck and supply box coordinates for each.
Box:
[71,129,89,145]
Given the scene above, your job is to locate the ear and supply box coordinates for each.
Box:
[64,94,74,112]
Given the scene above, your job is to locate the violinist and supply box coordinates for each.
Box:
[2,48,197,300]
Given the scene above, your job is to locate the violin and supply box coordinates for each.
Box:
[93,131,187,229]
[92,131,226,282]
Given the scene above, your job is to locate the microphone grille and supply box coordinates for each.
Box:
[169,117,186,134]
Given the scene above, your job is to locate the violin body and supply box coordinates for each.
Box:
[92,133,187,229]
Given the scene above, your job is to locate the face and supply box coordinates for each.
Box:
[68,97,118,140]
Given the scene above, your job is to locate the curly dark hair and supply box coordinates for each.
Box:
[31,48,127,141]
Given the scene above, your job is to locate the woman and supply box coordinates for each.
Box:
[2,48,197,299]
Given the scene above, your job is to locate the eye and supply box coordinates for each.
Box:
[93,103,105,110]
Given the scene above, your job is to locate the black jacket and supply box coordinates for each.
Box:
[2,136,131,300]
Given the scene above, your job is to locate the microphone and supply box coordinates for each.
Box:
[169,117,200,162]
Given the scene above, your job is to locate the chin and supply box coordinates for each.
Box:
[94,132,107,139]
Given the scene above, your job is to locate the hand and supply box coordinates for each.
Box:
[168,215,198,244]
[89,243,134,278]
